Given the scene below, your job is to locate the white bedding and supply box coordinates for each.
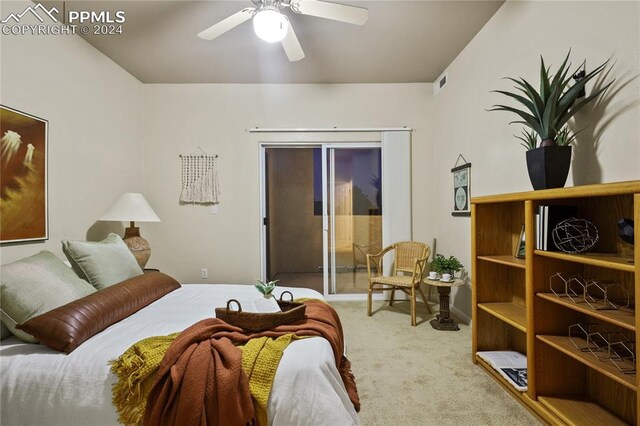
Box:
[0,284,359,426]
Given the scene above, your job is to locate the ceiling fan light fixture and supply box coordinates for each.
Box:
[252,7,289,43]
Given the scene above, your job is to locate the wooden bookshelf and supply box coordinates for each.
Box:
[472,181,640,425]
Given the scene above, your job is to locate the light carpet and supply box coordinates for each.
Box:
[330,300,541,425]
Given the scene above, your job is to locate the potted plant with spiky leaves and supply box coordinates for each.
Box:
[490,51,613,190]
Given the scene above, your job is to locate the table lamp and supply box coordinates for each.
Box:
[99,193,161,269]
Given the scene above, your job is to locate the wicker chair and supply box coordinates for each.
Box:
[352,242,380,274]
[366,241,432,326]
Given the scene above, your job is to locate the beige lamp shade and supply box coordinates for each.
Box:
[99,193,161,223]
[99,193,160,269]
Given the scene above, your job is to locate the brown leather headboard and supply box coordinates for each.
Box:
[17,272,181,353]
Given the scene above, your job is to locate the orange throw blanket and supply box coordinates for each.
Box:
[144,299,359,426]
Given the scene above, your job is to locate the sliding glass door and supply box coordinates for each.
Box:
[264,146,324,294]
[262,143,383,298]
[326,146,382,295]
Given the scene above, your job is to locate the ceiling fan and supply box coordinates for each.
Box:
[197,0,369,62]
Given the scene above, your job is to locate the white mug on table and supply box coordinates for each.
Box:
[442,273,452,281]
[428,271,438,279]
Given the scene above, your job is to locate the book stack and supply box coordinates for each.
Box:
[536,205,577,251]
[476,351,528,392]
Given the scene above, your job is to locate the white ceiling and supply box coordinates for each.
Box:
[60,0,504,84]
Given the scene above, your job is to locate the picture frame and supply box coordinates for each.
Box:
[0,105,49,244]
[451,158,471,217]
[515,225,526,259]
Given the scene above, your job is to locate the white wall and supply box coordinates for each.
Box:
[3,0,637,322]
[431,0,640,319]
[0,1,145,263]
[142,83,432,283]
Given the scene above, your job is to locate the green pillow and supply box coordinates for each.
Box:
[0,251,97,343]
[62,233,143,290]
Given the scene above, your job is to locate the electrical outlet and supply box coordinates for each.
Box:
[201,268,208,279]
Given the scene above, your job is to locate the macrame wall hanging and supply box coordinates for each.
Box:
[179,148,220,205]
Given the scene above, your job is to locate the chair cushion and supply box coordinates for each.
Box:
[62,233,143,290]
[16,272,181,353]
[370,276,416,288]
[0,251,97,343]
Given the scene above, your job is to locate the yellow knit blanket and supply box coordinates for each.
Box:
[110,333,296,426]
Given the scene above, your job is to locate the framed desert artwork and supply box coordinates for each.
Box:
[1,105,48,243]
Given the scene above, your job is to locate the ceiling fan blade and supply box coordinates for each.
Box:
[281,24,305,62]
[290,0,368,25]
[197,8,255,40]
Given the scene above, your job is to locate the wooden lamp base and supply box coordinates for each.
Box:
[123,222,151,269]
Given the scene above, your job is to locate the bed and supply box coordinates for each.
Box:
[0,284,360,426]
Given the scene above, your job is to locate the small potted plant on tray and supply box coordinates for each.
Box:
[431,254,463,281]
[255,279,278,298]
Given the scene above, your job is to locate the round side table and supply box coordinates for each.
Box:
[424,278,464,331]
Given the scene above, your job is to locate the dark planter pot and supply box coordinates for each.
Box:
[526,145,572,190]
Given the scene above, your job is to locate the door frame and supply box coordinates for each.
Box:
[258,141,386,301]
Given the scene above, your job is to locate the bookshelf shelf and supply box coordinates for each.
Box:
[534,250,635,273]
[537,335,636,391]
[477,255,526,269]
[478,302,526,332]
[537,293,635,331]
[472,180,640,203]
[472,181,640,424]
[538,396,627,426]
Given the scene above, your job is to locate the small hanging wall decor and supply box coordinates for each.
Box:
[179,147,220,205]
[451,154,471,217]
